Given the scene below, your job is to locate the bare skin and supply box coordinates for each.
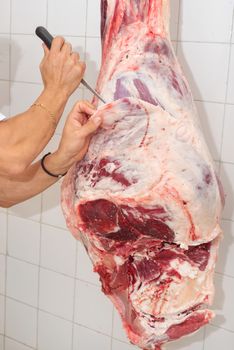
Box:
[0,101,101,208]
[0,37,102,208]
[0,37,85,176]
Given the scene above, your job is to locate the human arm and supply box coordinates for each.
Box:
[0,101,101,208]
[0,37,85,176]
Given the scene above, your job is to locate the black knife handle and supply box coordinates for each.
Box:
[35,26,54,49]
[35,26,105,102]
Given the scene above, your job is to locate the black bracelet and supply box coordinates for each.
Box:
[41,152,67,179]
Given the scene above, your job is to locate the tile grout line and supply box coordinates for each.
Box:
[1,31,233,45]
[3,76,233,106]
[4,335,35,350]
[35,179,42,345]
[218,3,234,167]
[3,253,100,284]
[70,242,79,350]
[3,294,118,338]
[110,305,115,350]
[84,0,89,77]
[203,326,206,350]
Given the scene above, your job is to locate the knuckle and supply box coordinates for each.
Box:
[77,61,86,74]
[65,42,71,48]
[55,35,64,43]
[75,52,80,60]
[81,61,86,69]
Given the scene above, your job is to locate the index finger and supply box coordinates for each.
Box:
[72,101,96,116]
[51,36,65,53]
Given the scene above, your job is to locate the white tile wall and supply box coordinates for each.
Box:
[38,311,72,350]
[1,1,234,350]
[76,242,100,286]
[204,325,234,350]
[47,0,87,36]
[0,35,10,80]
[179,0,233,43]
[86,0,101,37]
[6,257,38,307]
[0,295,5,335]
[41,181,67,229]
[8,216,40,265]
[220,162,234,221]
[40,224,76,277]
[73,325,111,350]
[177,42,229,102]
[5,298,37,348]
[211,273,234,332]
[39,268,74,321]
[0,256,6,295]
[10,35,42,83]
[0,335,3,350]
[170,0,180,41]
[9,195,42,223]
[0,81,10,117]
[221,105,234,163]
[10,82,43,116]
[85,37,102,87]
[5,338,33,350]
[216,220,234,278]
[0,213,7,255]
[0,1,10,34]
[227,45,234,103]
[74,280,113,336]
[11,0,47,35]
[112,340,137,350]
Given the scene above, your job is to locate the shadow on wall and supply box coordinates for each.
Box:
[0,36,10,112]
[0,36,21,111]
[84,50,101,97]
[211,219,234,330]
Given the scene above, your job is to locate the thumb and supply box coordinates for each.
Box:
[79,115,102,137]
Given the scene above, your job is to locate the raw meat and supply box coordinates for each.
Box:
[61,1,224,349]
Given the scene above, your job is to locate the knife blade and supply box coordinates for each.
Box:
[35,26,106,104]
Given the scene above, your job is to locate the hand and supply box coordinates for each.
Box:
[45,101,102,175]
[40,36,85,98]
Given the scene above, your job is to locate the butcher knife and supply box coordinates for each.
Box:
[35,26,106,104]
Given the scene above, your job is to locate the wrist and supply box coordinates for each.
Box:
[34,88,68,125]
[44,151,73,176]
[41,87,69,104]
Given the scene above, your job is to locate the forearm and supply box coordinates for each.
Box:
[0,152,70,208]
[0,88,68,176]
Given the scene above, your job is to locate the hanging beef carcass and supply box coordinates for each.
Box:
[61,1,224,349]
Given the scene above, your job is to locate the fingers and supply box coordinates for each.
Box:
[42,43,49,57]
[71,52,80,64]
[69,100,101,136]
[61,42,73,56]
[72,100,96,117]
[79,115,102,137]
[50,36,65,53]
